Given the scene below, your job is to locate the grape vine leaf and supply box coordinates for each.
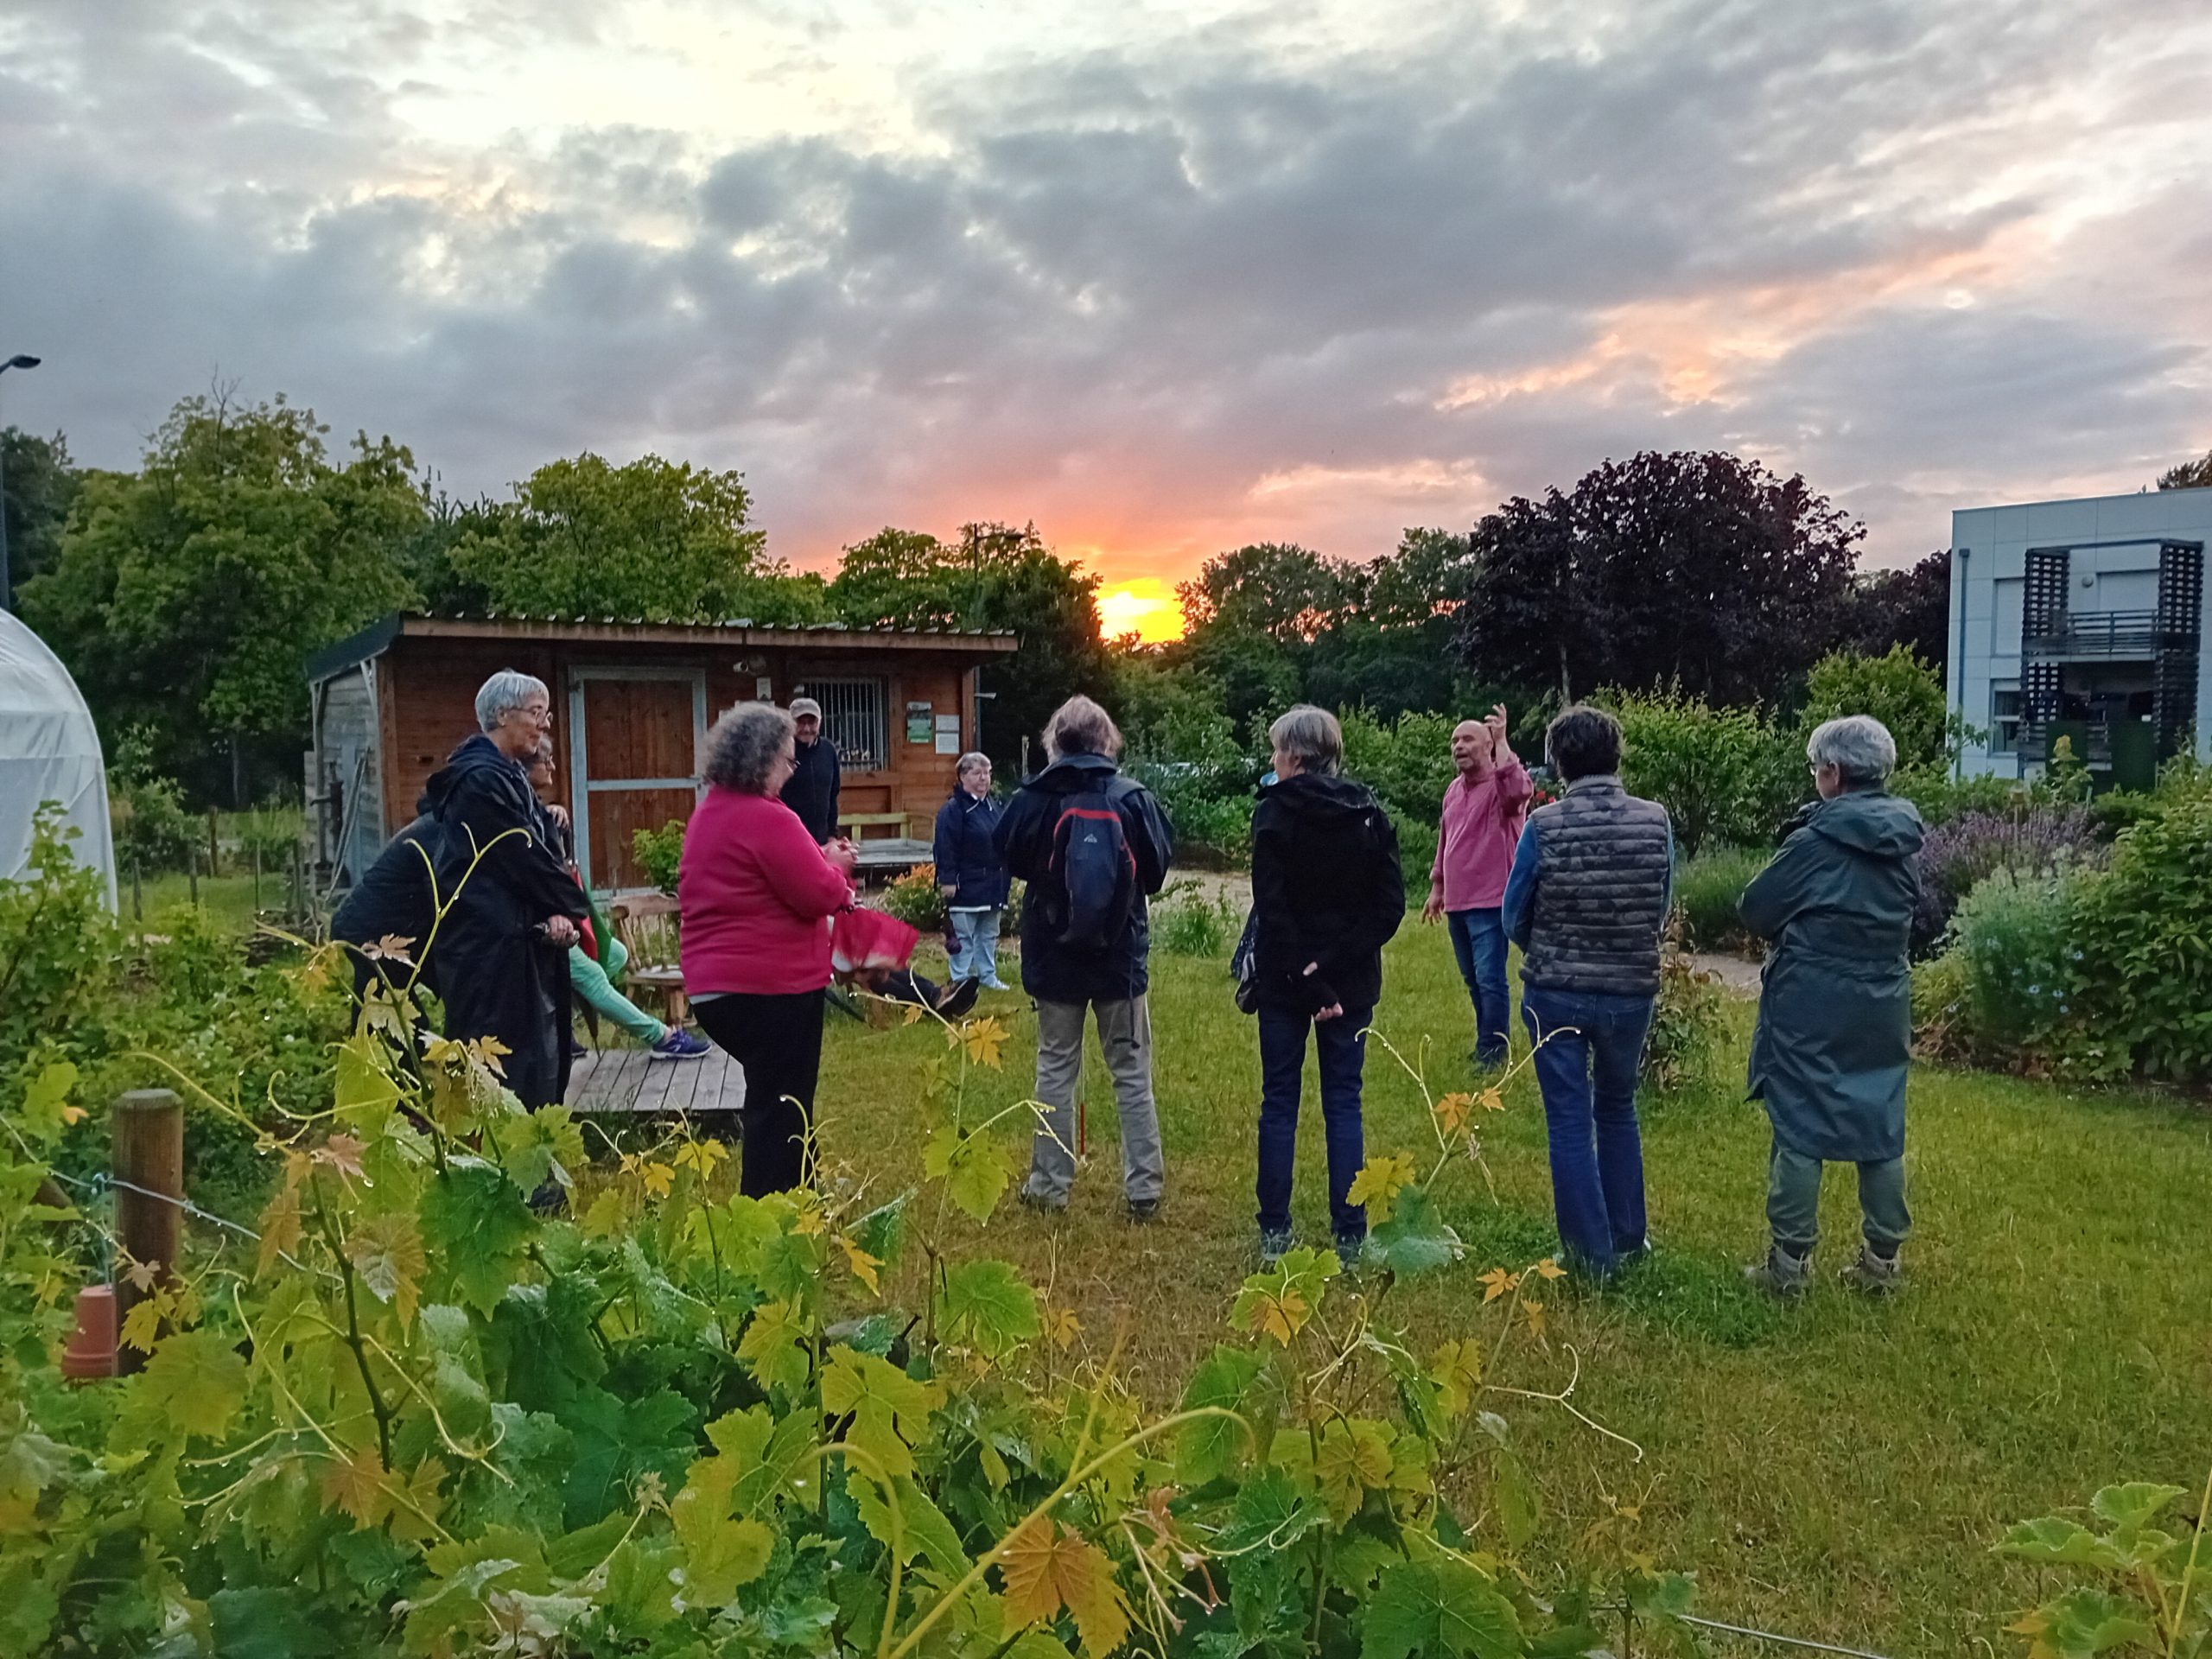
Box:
[1230,1246,1338,1345]
[344,1214,427,1327]
[737,1298,811,1397]
[418,1161,533,1317]
[1344,1154,1416,1224]
[321,1443,394,1528]
[853,1469,971,1577]
[1215,1465,1326,1554]
[820,1347,945,1482]
[1363,1185,1465,1276]
[922,1124,1011,1223]
[1314,1419,1395,1523]
[1174,1345,1262,1486]
[938,1260,1042,1358]
[1361,1559,1522,1659]
[208,1586,339,1659]
[141,1328,250,1439]
[671,1472,774,1606]
[999,1517,1130,1659]
[2006,1589,2152,1659]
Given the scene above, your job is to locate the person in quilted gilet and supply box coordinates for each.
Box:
[1501,705,1674,1278]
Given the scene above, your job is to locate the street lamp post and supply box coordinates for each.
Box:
[0,353,44,614]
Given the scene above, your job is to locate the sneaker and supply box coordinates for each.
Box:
[1334,1234,1366,1274]
[1471,1046,1509,1071]
[569,1039,589,1061]
[1017,1186,1067,1216]
[651,1027,711,1061]
[1258,1228,1295,1268]
[1839,1246,1903,1295]
[1126,1196,1160,1224]
[981,977,1013,992]
[1743,1244,1811,1298]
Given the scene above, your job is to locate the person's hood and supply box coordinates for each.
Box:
[1028,752,1122,794]
[1261,770,1380,823]
[1808,788,1924,858]
[424,733,520,813]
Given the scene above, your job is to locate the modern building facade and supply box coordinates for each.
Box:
[1948,487,2210,785]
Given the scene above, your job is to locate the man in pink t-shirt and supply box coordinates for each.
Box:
[1421,705,1533,1067]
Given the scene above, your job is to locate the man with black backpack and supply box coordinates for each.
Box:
[995,696,1176,1221]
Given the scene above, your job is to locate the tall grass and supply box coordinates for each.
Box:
[1672,843,1769,950]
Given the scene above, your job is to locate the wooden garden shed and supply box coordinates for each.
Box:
[305,613,1019,894]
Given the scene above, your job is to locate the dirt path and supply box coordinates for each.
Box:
[1689,950,1762,995]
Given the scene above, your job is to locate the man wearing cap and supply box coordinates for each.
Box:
[783,696,842,845]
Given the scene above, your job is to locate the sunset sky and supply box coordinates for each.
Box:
[4,1,2209,645]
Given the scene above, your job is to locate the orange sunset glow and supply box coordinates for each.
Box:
[1096,579,1185,644]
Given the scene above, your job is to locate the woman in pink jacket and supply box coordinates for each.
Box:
[680,702,858,1194]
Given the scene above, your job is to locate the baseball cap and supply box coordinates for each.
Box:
[789,696,823,719]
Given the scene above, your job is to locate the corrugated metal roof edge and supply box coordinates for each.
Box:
[305,611,1019,684]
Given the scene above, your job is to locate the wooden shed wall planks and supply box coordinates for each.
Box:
[373,636,983,847]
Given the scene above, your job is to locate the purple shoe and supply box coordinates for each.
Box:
[652,1027,711,1061]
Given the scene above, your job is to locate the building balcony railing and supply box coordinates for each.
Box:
[2023,610,2166,657]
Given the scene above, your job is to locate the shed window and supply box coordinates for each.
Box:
[806,678,888,772]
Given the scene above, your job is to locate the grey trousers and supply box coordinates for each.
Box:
[1022,995,1166,1205]
[1767,1138,1910,1258]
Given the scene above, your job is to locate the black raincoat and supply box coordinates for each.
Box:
[424,734,589,1109]
[1249,772,1407,1015]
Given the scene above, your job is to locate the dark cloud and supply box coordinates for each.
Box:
[1,0,2208,581]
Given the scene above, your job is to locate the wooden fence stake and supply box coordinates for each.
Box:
[188,842,199,907]
[113,1088,183,1376]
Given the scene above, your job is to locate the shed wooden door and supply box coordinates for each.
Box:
[568,671,707,892]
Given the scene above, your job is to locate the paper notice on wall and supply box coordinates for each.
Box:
[934,714,961,755]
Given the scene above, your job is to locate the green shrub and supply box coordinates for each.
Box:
[2065,793,2212,1083]
[1949,868,2078,1050]
[1891,765,2022,827]
[107,727,198,875]
[875,861,949,932]
[1910,946,1977,1064]
[1672,845,1767,951]
[231,804,303,870]
[1643,938,1731,1096]
[1153,879,1238,957]
[630,818,685,895]
[1608,687,1800,855]
[1798,645,1950,771]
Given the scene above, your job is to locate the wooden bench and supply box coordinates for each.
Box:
[838,811,911,842]
[609,893,688,1024]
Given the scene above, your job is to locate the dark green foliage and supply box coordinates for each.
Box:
[830,524,1109,770]
[632,819,686,897]
[1,425,80,594]
[1671,846,1766,951]
[1456,451,1861,707]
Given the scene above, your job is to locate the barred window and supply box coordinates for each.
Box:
[804,678,887,772]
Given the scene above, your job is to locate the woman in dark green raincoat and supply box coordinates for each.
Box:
[1738,715,1925,1297]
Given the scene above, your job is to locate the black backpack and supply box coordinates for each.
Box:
[1043,777,1141,950]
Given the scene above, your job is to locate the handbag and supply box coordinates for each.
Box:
[1230,909,1261,1015]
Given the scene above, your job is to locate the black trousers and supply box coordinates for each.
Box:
[693,990,826,1196]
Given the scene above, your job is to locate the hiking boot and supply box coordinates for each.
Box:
[1334,1233,1366,1274]
[1742,1244,1811,1298]
[1258,1228,1295,1268]
[1016,1186,1067,1217]
[650,1027,711,1061]
[935,977,982,1021]
[1839,1246,1903,1295]
[1126,1196,1160,1224]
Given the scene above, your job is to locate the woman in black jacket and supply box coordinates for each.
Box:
[931,752,1011,990]
[1249,705,1406,1267]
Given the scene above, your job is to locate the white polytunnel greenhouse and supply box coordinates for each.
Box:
[0,608,117,908]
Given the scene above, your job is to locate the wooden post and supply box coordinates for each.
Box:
[112,1089,183,1376]
[251,837,262,912]
[188,841,199,906]
[130,856,143,923]
[208,812,222,880]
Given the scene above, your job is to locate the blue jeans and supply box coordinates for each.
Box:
[947,908,1001,982]
[1446,908,1510,1064]
[1255,1004,1372,1243]
[1521,983,1655,1275]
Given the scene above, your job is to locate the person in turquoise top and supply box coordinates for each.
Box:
[1738,715,1925,1297]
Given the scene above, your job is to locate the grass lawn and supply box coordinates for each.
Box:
[122,871,270,934]
[810,920,2212,1658]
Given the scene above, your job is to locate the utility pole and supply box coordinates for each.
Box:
[0,353,44,613]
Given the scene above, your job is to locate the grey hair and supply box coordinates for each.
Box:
[705,702,797,793]
[956,751,992,780]
[475,670,549,734]
[1268,704,1343,775]
[1807,715,1897,786]
[1043,695,1122,761]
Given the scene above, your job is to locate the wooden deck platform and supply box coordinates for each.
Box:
[564,1046,747,1116]
[852,836,931,875]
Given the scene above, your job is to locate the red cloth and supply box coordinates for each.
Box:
[679,787,855,995]
[1429,760,1534,911]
